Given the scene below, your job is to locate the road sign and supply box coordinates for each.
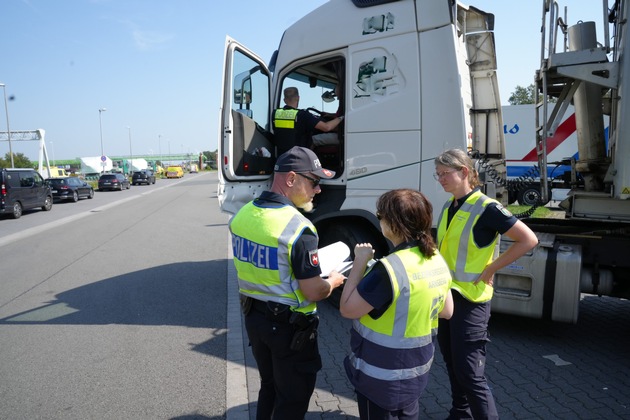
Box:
[101,155,107,162]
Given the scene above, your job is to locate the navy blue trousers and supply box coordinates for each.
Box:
[437,291,499,419]
[245,306,321,420]
[356,391,419,420]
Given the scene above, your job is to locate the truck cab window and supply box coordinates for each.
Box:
[276,58,345,175]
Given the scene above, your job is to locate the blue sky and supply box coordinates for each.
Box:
[1,0,606,162]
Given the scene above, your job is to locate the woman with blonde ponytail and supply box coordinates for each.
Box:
[434,149,538,419]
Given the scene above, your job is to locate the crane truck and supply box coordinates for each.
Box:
[218,0,629,323]
[492,0,630,323]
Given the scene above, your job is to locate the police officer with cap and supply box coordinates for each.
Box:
[229,146,345,419]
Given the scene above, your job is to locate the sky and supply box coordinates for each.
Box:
[1,0,608,163]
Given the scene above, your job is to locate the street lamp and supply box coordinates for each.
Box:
[127,126,133,173]
[98,108,107,173]
[50,141,56,165]
[0,83,14,168]
[158,134,162,168]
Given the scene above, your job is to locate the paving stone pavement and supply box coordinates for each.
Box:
[227,254,630,419]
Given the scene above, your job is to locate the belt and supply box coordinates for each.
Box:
[251,299,292,322]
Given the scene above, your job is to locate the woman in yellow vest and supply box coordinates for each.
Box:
[434,149,538,419]
[340,189,454,419]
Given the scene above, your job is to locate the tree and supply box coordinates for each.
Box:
[202,150,217,169]
[0,152,33,169]
[508,84,536,105]
[508,83,557,105]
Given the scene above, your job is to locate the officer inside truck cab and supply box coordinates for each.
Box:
[272,86,344,156]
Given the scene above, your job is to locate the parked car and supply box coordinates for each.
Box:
[131,170,156,185]
[166,166,184,178]
[1,168,53,219]
[46,177,94,202]
[98,173,130,191]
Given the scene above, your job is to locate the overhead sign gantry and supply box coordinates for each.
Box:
[0,129,52,176]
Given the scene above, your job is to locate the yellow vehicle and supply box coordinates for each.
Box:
[166,166,184,178]
[41,166,69,178]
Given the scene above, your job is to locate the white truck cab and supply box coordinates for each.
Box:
[218,0,506,259]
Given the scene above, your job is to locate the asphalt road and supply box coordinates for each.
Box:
[2,172,629,420]
[0,172,229,419]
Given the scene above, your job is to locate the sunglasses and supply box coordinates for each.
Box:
[297,173,320,187]
[433,169,460,180]
[376,212,382,221]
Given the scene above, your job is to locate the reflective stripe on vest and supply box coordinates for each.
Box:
[273,108,298,129]
[229,201,317,313]
[436,190,498,303]
[346,248,451,410]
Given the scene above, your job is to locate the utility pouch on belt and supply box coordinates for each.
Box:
[289,312,319,351]
[240,295,253,316]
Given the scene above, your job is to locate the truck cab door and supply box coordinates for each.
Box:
[219,37,273,183]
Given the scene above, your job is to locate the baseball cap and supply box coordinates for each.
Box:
[274,146,335,179]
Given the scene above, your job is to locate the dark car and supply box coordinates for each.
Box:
[46,177,94,202]
[0,168,53,219]
[131,170,156,185]
[98,173,130,191]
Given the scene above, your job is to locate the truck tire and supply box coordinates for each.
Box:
[517,184,550,206]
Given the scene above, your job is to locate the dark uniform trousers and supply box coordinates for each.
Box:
[244,298,322,420]
[437,290,499,420]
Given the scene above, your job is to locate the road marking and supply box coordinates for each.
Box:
[543,354,572,366]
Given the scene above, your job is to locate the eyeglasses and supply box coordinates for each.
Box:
[376,212,383,221]
[433,169,459,180]
[297,172,320,187]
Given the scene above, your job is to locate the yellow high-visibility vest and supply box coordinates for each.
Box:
[229,200,317,313]
[273,108,299,129]
[346,247,451,411]
[436,190,498,303]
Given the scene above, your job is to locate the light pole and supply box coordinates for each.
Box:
[127,126,133,173]
[50,141,56,165]
[0,83,14,168]
[98,108,107,173]
[158,134,162,168]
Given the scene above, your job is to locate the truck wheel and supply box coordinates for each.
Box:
[517,184,543,206]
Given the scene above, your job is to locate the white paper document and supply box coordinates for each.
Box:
[318,241,353,277]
